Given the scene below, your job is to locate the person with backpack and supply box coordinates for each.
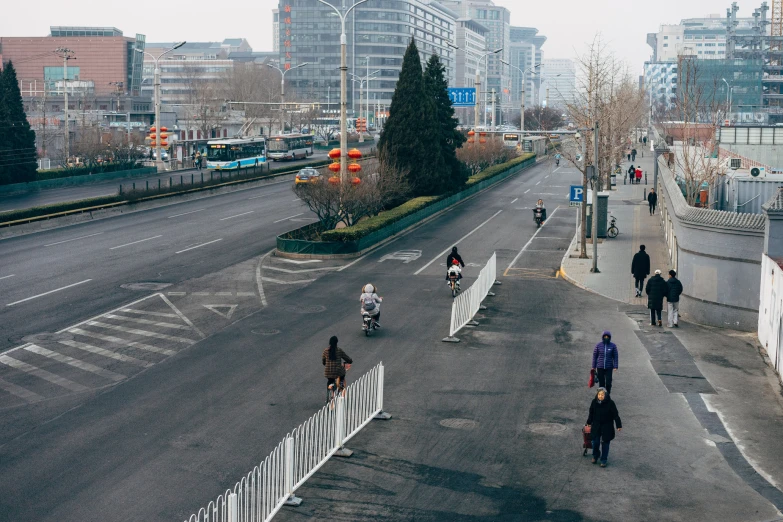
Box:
[666,270,684,327]
[646,269,668,327]
[359,283,383,328]
[627,164,635,185]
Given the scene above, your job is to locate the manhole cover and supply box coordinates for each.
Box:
[528,423,567,435]
[282,304,326,314]
[121,282,172,291]
[22,332,74,343]
[252,328,281,336]
[439,418,478,430]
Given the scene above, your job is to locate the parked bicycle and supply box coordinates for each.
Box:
[607,214,619,238]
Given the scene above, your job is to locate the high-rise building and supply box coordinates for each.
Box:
[454,18,488,88]
[540,58,575,110]
[507,26,545,112]
[272,9,280,53]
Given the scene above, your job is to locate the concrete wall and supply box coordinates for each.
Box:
[657,154,766,331]
[758,254,783,380]
[721,143,783,171]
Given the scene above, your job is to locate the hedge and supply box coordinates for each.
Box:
[320,196,439,242]
[465,153,535,187]
[36,162,145,182]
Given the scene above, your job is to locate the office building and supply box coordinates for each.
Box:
[273,9,280,53]
[508,26,545,112]
[541,58,575,109]
[454,18,487,88]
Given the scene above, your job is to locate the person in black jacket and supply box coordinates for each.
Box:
[627,164,635,185]
[586,387,622,467]
[666,270,684,327]
[647,188,658,215]
[446,247,465,282]
[646,269,668,326]
[631,245,651,297]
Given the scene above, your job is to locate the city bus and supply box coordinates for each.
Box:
[206,137,266,170]
[503,133,522,149]
[266,133,315,160]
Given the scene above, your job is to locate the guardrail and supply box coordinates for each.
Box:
[443,252,498,343]
[185,362,390,522]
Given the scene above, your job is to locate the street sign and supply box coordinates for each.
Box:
[569,185,584,205]
[447,87,476,107]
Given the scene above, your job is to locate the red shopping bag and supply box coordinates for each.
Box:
[588,368,596,388]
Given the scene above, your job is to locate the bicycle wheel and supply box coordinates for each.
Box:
[607,226,619,238]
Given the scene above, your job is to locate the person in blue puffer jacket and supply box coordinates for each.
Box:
[591,331,619,394]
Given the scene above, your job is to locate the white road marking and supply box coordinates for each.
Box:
[215,292,233,296]
[119,308,179,319]
[261,276,315,285]
[25,344,125,382]
[248,194,270,200]
[6,279,92,307]
[510,198,518,204]
[167,292,187,296]
[220,211,255,221]
[524,189,531,194]
[0,355,89,392]
[0,377,43,403]
[291,198,301,202]
[414,210,503,275]
[168,208,205,218]
[203,304,238,319]
[379,250,422,264]
[103,313,192,330]
[110,235,163,250]
[175,238,223,254]
[553,166,562,173]
[0,274,15,281]
[86,321,194,345]
[264,265,340,274]
[158,294,205,338]
[545,175,549,178]
[44,232,103,247]
[73,326,181,353]
[273,212,304,223]
[237,292,256,297]
[505,207,561,271]
[192,292,211,296]
[59,339,153,368]
[536,181,541,185]
[278,258,322,265]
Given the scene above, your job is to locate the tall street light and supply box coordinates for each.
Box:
[722,77,733,120]
[314,0,371,181]
[502,60,540,132]
[447,43,501,130]
[136,41,185,171]
[267,62,309,134]
[350,70,379,142]
[54,48,74,165]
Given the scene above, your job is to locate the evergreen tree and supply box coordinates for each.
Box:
[378,40,446,196]
[0,61,37,185]
[424,54,468,189]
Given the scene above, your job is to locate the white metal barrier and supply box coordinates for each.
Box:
[185,362,390,522]
[443,252,498,342]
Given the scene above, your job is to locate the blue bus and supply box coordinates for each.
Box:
[206,137,266,170]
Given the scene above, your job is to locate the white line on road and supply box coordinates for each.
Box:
[291,198,301,202]
[25,344,125,382]
[505,207,560,272]
[536,181,541,185]
[273,213,304,223]
[45,232,103,247]
[261,276,315,285]
[87,320,195,344]
[175,238,223,254]
[168,208,205,219]
[248,194,271,200]
[110,235,163,250]
[6,279,92,307]
[545,175,549,179]
[59,339,153,368]
[264,265,340,274]
[511,198,518,204]
[524,189,531,194]
[414,209,503,276]
[0,377,43,403]
[103,313,192,330]
[119,308,179,319]
[278,258,322,264]
[220,211,255,221]
[0,354,89,392]
[71,327,178,355]
[0,274,15,281]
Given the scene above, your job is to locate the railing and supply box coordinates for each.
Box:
[443,252,498,342]
[185,362,390,522]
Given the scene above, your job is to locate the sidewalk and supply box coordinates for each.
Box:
[560,149,783,514]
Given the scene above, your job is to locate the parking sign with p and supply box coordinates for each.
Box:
[569,185,584,207]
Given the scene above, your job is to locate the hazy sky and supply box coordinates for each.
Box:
[0,0,766,74]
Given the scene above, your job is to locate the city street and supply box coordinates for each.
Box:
[0,159,780,521]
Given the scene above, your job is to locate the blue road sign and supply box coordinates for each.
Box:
[569,185,584,204]
[447,87,476,107]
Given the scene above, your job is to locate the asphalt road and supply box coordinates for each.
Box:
[0,159,778,521]
[0,153,328,213]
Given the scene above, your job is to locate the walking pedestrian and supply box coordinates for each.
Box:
[647,188,658,215]
[631,148,637,162]
[643,136,648,145]
[666,270,684,327]
[627,164,635,185]
[635,166,642,184]
[586,387,622,467]
[646,269,668,327]
[627,150,631,162]
[631,245,650,297]
[591,331,618,394]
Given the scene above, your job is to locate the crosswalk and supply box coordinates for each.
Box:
[0,294,203,409]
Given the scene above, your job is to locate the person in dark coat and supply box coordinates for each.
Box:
[631,245,650,297]
[591,331,618,394]
[666,269,684,327]
[646,270,668,327]
[627,164,635,185]
[446,246,465,282]
[647,188,658,215]
[586,387,622,467]
[631,148,637,161]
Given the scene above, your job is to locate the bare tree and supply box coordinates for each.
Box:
[179,65,229,140]
[456,136,516,176]
[222,64,282,136]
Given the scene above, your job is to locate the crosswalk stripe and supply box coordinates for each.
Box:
[119,308,179,319]
[0,355,89,392]
[59,339,153,368]
[0,377,44,403]
[70,327,178,355]
[103,313,192,330]
[25,344,125,382]
[85,321,195,345]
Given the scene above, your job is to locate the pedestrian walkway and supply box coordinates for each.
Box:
[559,145,783,511]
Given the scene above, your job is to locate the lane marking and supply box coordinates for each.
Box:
[220,210,255,221]
[156,294,205,339]
[203,304,238,319]
[264,265,340,274]
[545,175,550,178]
[291,198,301,202]
[536,181,541,185]
[273,212,304,223]
[261,276,315,285]
[0,377,44,403]
[278,258,322,265]
[524,189,531,194]
[0,274,15,281]
[44,232,103,247]
[72,326,180,354]
[215,292,233,296]
[25,344,125,382]
[256,256,269,307]
[119,308,179,319]
[175,238,223,254]
[414,209,503,276]
[168,208,205,218]
[6,279,92,307]
[504,207,561,274]
[85,320,195,345]
[59,339,153,368]
[109,235,163,250]
[0,355,89,392]
[237,291,256,297]
[167,292,187,296]
[103,313,192,330]
[248,194,270,200]
[510,198,518,204]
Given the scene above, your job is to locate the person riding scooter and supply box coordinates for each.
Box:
[533,199,547,227]
[359,283,382,328]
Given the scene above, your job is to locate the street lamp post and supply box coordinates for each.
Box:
[350,69,379,143]
[267,62,309,134]
[501,60,540,132]
[722,77,733,120]
[136,42,186,171]
[315,0,371,181]
[54,48,74,165]
[447,43,501,130]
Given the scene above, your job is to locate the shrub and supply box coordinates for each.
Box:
[320,196,439,242]
[0,195,125,223]
[465,153,535,186]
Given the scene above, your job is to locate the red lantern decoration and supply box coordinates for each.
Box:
[150,126,157,132]
[479,138,487,144]
[328,162,341,173]
[467,138,475,144]
[348,163,362,173]
[347,148,362,160]
[328,176,340,184]
[328,148,342,160]
[160,127,168,132]
[467,130,475,137]
[479,132,487,137]
[351,176,361,185]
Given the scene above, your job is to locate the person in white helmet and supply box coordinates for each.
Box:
[359,283,383,327]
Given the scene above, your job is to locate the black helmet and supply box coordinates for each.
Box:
[451,246,458,253]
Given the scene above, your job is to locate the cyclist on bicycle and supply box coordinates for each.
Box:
[554,153,561,166]
[322,335,352,395]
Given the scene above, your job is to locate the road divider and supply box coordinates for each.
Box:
[443,253,498,343]
[185,362,390,522]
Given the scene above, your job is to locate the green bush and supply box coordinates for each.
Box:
[0,195,125,223]
[36,162,144,182]
[321,196,439,242]
[465,153,535,186]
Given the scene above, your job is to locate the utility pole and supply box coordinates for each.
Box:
[491,89,496,131]
[267,62,309,135]
[580,131,588,259]
[55,48,74,165]
[591,118,600,273]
